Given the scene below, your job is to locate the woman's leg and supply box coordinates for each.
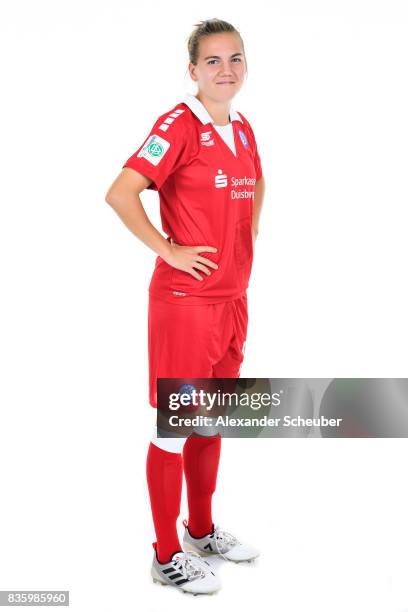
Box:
[182,295,248,538]
[147,296,215,561]
[146,433,187,563]
[182,433,221,538]
[177,295,258,562]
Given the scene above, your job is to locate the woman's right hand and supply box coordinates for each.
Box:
[163,238,219,281]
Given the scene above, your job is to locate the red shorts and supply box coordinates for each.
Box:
[148,293,248,408]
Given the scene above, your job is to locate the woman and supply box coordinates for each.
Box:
[105,18,265,595]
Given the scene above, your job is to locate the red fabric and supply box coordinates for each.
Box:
[148,293,248,408]
[123,102,262,304]
[183,433,222,538]
[146,442,183,563]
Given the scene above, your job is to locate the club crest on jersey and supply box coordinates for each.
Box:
[215,169,228,188]
[201,131,214,147]
[238,130,249,148]
[137,134,170,166]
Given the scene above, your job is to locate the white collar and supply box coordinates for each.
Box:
[182,92,243,125]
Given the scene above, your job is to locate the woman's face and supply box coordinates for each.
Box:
[189,32,247,102]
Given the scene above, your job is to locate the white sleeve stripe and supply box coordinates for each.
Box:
[156,108,185,133]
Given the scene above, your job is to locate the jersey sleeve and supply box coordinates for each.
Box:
[122,110,190,191]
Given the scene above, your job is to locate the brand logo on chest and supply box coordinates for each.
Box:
[201,131,215,147]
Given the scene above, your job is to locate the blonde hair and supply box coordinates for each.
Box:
[187,18,245,65]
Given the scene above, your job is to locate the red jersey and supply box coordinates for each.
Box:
[123,93,263,305]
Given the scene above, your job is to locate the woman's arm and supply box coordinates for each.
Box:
[105,168,172,260]
[252,176,265,244]
[105,168,218,280]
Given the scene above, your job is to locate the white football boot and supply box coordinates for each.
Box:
[182,520,260,563]
[151,544,221,595]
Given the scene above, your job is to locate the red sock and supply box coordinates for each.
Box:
[182,433,221,538]
[146,442,183,563]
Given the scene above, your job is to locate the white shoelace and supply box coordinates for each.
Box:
[172,551,211,581]
[213,525,240,560]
